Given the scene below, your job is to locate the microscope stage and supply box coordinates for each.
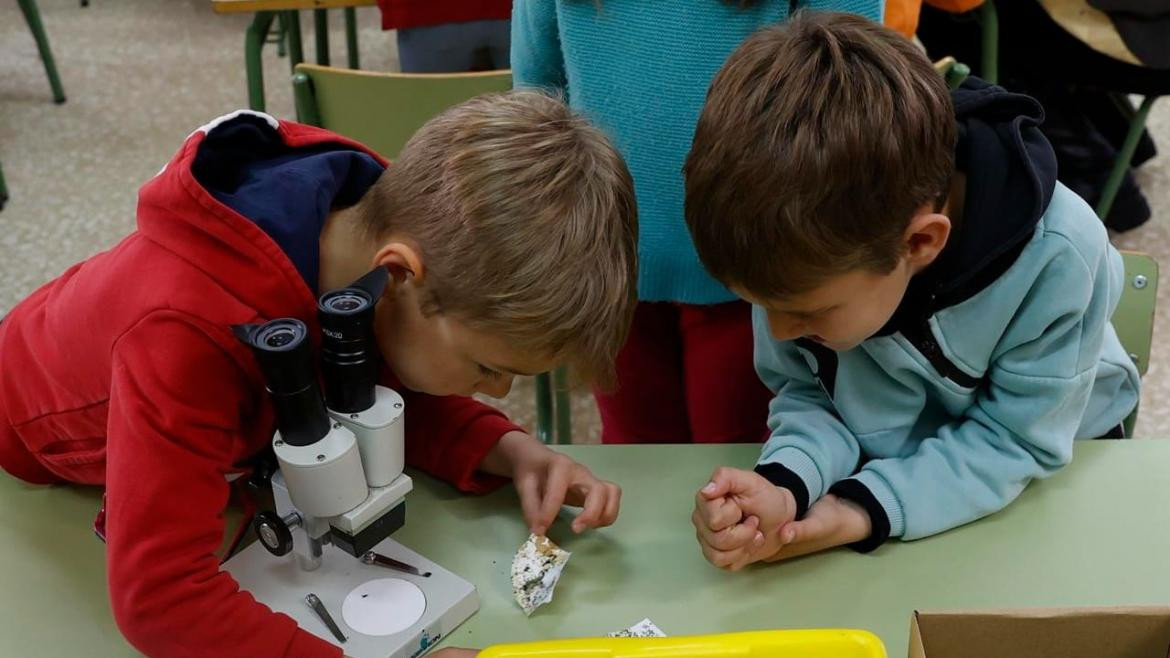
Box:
[224,538,478,658]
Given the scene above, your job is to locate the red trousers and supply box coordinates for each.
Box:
[595,301,772,444]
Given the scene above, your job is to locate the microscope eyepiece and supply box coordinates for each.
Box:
[321,292,366,314]
[234,318,330,447]
[318,268,388,414]
[257,319,303,350]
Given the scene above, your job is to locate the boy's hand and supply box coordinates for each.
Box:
[484,431,621,536]
[692,467,797,571]
[766,494,872,562]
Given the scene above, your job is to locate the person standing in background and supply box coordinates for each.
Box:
[511,0,883,444]
[378,0,511,72]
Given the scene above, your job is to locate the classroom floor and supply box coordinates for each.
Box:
[2,0,1168,442]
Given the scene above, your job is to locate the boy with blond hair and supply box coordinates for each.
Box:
[0,91,635,657]
[685,12,1139,568]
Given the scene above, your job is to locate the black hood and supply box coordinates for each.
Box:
[877,77,1059,336]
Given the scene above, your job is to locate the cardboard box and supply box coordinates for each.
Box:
[909,607,1170,658]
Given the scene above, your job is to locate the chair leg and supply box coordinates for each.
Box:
[552,367,572,445]
[314,9,330,66]
[17,0,66,103]
[274,13,287,58]
[345,7,359,69]
[1123,404,1138,439]
[1097,95,1158,220]
[0,161,8,211]
[535,373,554,444]
[292,72,320,125]
[244,11,276,112]
[980,0,998,85]
[284,10,304,73]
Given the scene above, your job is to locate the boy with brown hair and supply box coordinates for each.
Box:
[0,91,635,656]
[685,12,1139,569]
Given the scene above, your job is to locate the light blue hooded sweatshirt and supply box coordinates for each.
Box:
[753,79,1140,551]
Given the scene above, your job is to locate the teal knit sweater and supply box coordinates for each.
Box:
[512,0,884,304]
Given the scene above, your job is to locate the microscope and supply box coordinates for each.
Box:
[223,268,478,658]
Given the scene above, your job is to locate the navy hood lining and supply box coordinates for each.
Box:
[874,77,1058,337]
[189,115,385,293]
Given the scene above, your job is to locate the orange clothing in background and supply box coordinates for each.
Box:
[888,0,987,37]
[925,0,985,13]
[885,0,923,37]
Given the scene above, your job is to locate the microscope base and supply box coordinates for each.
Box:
[224,537,478,658]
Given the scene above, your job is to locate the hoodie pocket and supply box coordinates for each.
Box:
[14,401,109,483]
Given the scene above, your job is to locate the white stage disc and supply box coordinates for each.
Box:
[341,578,427,636]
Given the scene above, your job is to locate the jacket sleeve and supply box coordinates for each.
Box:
[105,312,341,658]
[833,246,1120,548]
[752,307,862,519]
[394,377,523,494]
[511,0,568,94]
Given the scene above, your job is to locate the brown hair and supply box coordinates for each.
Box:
[360,89,638,385]
[683,11,956,299]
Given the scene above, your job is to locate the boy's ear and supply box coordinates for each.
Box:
[903,208,951,269]
[372,241,425,287]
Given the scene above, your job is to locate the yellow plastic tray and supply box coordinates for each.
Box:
[479,629,887,657]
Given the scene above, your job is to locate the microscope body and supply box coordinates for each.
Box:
[266,385,411,571]
[228,269,480,657]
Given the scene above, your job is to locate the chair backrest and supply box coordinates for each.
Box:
[292,64,512,160]
[933,56,972,90]
[1113,251,1158,378]
[1113,251,1157,437]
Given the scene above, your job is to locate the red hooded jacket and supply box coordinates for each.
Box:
[0,111,520,657]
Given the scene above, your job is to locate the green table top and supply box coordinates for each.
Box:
[3,441,1169,657]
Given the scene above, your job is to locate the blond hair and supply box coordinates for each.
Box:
[361,89,638,385]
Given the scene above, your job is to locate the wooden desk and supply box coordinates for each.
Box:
[2,441,1168,657]
[212,0,376,111]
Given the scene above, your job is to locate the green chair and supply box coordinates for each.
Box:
[926,0,998,84]
[1112,251,1158,437]
[931,0,1167,224]
[7,0,67,210]
[17,0,66,103]
[934,56,972,91]
[291,64,572,444]
[214,1,366,113]
[1096,96,1158,221]
[292,65,511,156]
[979,0,998,85]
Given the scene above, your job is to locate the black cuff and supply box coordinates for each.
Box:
[753,462,810,519]
[828,479,890,554]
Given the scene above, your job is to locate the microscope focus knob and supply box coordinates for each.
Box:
[254,511,295,556]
